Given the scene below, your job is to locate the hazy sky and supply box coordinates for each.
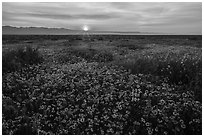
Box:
[2,2,202,34]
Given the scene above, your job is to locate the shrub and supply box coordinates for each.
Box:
[116,48,202,101]
[98,37,103,41]
[3,46,44,73]
[75,37,82,40]
[93,51,114,62]
[115,40,149,50]
[55,51,84,64]
[69,48,113,63]
[188,37,198,41]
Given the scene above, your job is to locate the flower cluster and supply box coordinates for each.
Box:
[3,60,202,135]
[116,45,202,101]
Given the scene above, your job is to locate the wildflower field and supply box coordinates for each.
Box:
[2,35,202,135]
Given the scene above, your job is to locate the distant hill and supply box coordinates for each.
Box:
[2,26,83,35]
[2,26,145,35]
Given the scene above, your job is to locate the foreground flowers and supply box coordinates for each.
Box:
[2,61,201,135]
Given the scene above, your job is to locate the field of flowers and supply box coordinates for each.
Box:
[114,44,202,102]
[2,35,202,135]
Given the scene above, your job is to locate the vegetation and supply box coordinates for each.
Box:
[3,45,43,73]
[2,35,202,135]
[116,46,202,101]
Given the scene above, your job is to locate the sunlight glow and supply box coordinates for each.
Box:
[83,25,89,31]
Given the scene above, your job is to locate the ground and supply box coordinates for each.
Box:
[2,35,202,135]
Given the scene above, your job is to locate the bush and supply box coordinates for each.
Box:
[117,40,148,50]
[69,48,113,63]
[75,37,82,40]
[98,37,103,41]
[93,51,114,62]
[54,50,84,64]
[116,48,202,101]
[3,46,43,73]
[188,37,198,41]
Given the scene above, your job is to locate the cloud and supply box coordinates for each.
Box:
[2,2,202,34]
[28,13,120,20]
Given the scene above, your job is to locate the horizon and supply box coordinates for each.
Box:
[3,2,202,35]
[2,25,157,33]
[2,25,190,35]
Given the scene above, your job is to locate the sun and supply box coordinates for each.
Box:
[83,25,89,32]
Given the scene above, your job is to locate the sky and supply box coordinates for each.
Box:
[2,2,202,34]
